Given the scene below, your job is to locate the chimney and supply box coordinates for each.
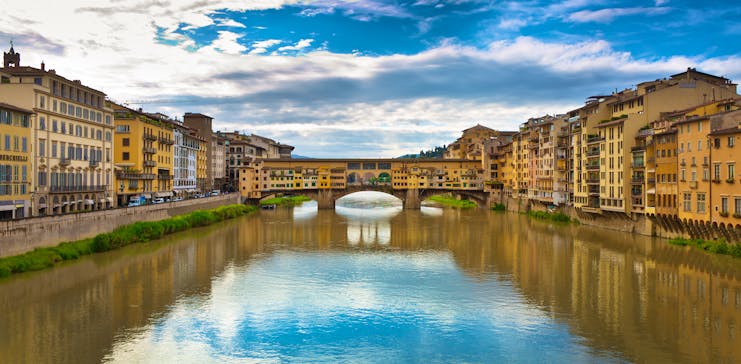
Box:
[40,61,45,71]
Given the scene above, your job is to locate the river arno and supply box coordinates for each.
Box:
[1,203,740,363]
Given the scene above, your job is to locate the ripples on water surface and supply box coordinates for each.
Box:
[0,193,740,363]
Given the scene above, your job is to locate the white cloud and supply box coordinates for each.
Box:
[277,38,314,52]
[0,1,736,157]
[249,39,283,54]
[568,7,671,23]
[203,31,247,54]
[215,18,246,28]
[498,18,527,30]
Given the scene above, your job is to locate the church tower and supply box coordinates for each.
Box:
[4,41,21,67]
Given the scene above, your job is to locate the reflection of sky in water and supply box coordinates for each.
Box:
[105,252,622,363]
[291,200,318,220]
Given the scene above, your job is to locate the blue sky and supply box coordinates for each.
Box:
[2,1,740,157]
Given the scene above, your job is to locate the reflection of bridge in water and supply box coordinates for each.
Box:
[239,158,492,209]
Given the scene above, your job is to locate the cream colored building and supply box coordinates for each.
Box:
[0,46,115,215]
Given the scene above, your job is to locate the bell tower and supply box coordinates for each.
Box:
[4,41,20,67]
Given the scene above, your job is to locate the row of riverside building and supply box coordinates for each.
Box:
[444,68,741,229]
[0,46,292,220]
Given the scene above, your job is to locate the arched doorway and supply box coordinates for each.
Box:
[378,172,391,184]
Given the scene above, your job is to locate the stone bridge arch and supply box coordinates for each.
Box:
[418,189,489,208]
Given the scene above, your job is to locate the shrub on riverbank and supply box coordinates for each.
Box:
[0,204,257,278]
[427,195,477,209]
[527,210,571,223]
[491,203,506,211]
[668,238,741,258]
[259,195,311,206]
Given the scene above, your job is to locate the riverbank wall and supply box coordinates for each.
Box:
[496,195,741,243]
[0,194,240,258]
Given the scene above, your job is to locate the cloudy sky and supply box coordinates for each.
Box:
[2,1,739,157]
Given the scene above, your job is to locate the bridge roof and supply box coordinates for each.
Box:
[261,158,479,163]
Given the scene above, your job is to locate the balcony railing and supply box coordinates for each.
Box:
[632,161,645,168]
[143,160,156,167]
[586,178,600,184]
[59,158,71,166]
[586,163,600,170]
[586,135,604,144]
[586,149,600,157]
[49,185,107,193]
[157,174,173,180]
[116,172,156,180]
[143,147,156,154]
[158,137,174,145]
[89,160,99,168]
[143,134,157,141]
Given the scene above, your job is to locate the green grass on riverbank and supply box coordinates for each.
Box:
[668,238,741,258]
[0,204,257,279]
[527,210,572,223]
[491,203,506,211]
[426,195,477,209]
[259,195,311,206]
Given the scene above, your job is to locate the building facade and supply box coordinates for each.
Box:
[111,104,174,206]
[0,46,115,216]
[173,125,199,196]
[0,103,33,219]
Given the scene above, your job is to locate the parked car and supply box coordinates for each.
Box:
[211,190,220,196]
[127,200,141,207]
[173,197,184,202]
[153,198,165,204]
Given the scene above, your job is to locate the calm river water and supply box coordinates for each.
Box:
[1,200,740,363]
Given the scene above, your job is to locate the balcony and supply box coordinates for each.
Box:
[116,172,156,180]
[631,190,643,197]
[49,185,107,193]
[586,135,604,144]
[143,134,157,141]
[158,137,174,145]
[631,176,644,184]
[586,178,600,185]
[586,149,600,157]
[586,163,600,171]
[59,158,71,166]
[632,161,645,168]
[89,160,99,168]
[157,174,173,180]
[143,160,157,167]
[588,187,600,196]
[143,147,156,154]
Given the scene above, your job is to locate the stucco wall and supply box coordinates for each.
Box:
[0,194,240,258]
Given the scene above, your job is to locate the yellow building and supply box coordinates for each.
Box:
[708,122,740,226]
[653,129,678,216]
[0,103,33,219]
[573,96,614,211]
[111,103,174,206]
[444,124,515,160]
[196,136,208,192]
[0,46,115,215]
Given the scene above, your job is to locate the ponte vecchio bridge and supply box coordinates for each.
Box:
[238,158,492,209]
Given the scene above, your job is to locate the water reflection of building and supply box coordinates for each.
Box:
[443,215,741,364]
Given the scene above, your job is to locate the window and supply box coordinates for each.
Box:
[721,197,728,214]
[714,164,721,180]
[697,193,705,213]
[730,136,735,148]
[122,152,129,160]
[122,138,130,146]
[736,198,741,216]
[698,140,702,151]
[39,117,46,130]
[51,142,57,157]
[683,193,691,212]
[116,125,130,133]
[729,164,736,180]
[38,139,45,157]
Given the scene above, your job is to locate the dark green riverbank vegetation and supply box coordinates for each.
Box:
[668,237,741,258]
[426,195,477,209]
[527,210,572,223]
[259,195,311,206]
[0,204,257,278]
[491,203,506,211]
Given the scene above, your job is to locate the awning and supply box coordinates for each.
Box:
[106,197,113,203]
[99,198,107,204]
[38,203,48,208]
[0,205,14,211]
[141,194,152,199]
[646,188,656,194]
[62,201,69,206]
[155,191,173,198]
[85,199,95,205]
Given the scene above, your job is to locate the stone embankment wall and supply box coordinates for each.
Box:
[0,194,240,258]
[494,194,741,243]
